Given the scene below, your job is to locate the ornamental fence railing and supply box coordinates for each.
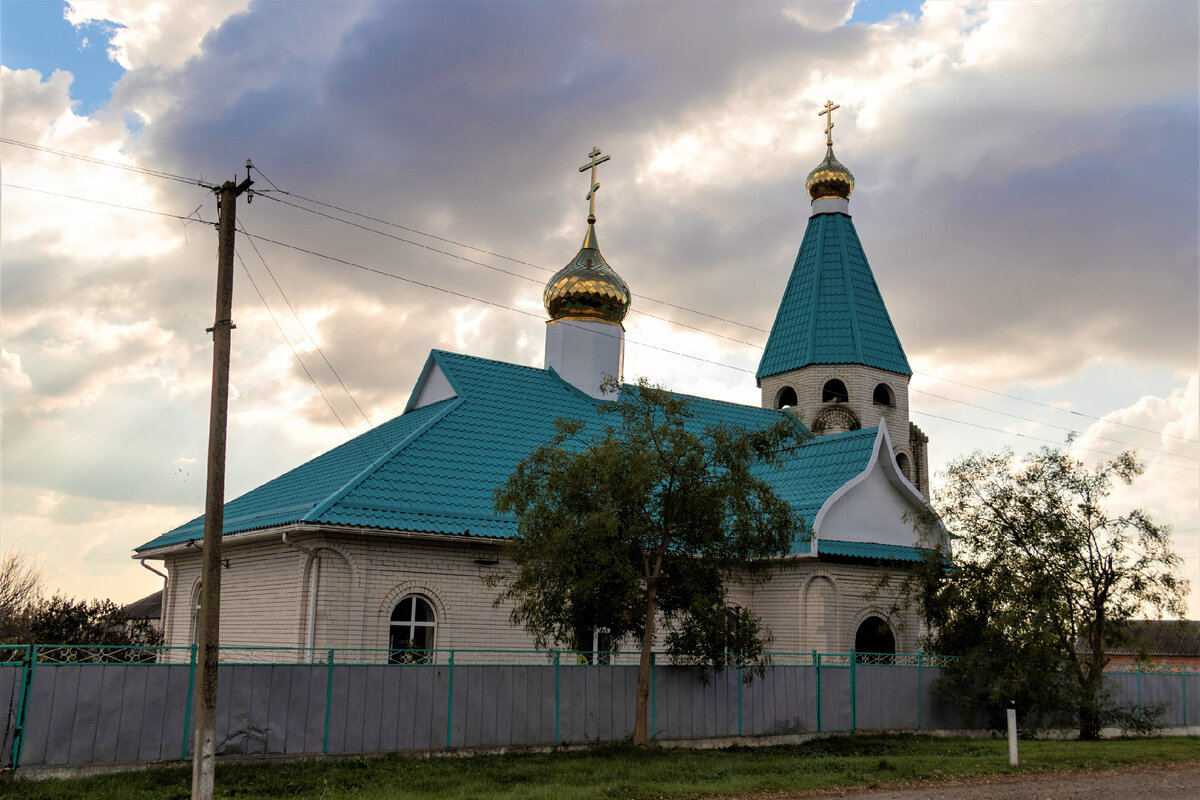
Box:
[1,644,1196,772]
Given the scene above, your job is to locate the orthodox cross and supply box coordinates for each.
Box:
[819,100,840,147]
[578,146,611,223]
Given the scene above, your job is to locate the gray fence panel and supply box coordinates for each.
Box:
[20,663,191,767]
[0,665,22,768]
[919,666,968,730]
[1104,672,1189,727]
[820,666,851,732]
[92,664,127,763]
[857,664,920,731]
[1188,674,1199,726]
[1104,672,1138,716]
[1142,674,1185,726]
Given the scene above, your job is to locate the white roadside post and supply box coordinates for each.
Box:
[1007,702,1018,766]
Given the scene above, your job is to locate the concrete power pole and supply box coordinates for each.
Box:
[192,169,252,800]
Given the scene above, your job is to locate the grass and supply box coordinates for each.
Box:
[2,735,1197,799]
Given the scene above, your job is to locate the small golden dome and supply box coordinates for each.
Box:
[544,223,630,324]
[806,146,855,201]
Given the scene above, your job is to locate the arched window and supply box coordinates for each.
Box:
[822,379,849,403]
[896,452,911,480]
[389,595,437,663]
[872,383,894,406]
[854,616,896,663]
[775,386,798,409]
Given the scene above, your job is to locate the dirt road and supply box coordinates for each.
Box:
[768,764,1200,799]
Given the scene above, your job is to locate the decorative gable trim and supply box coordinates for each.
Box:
[810,419,937,551]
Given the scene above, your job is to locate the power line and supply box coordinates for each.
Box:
[7,143,1194,450]
[9,177,1185,470]
[0,138,210,188]
[7,137,1193,445]
[244,226,1196,472]
[235,248,435,511]
[914,371,1197,445]
[235,249,357,434]
[254,197,1197,459]
[2,182,215,225]
[252,178,1198,450]
[242,230,759,376]
[238,221,372,427]
[254,182,768,334]
[910,409,1198,473]
[911,388,1198,463]
[255,192,765,348]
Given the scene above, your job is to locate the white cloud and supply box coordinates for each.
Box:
[1075,376,1200,617]
[782,1,857,31]
[65,0,250,70]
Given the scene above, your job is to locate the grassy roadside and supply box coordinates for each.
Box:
[2,735,1197,800]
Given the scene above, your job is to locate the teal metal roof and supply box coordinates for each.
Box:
[137,350,912,560]
[817,539,928,562]
[757,212,911,381]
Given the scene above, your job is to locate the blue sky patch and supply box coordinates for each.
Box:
[850,0,924,26]
[1,0,125,116]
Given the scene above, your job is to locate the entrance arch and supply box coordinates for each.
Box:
[854,615,895,663]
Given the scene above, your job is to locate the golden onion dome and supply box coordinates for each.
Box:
[544,223,631,324]
[806,145,855,201]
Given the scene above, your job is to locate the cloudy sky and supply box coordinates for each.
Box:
[2,0,1197,617]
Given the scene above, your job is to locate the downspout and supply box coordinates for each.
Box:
[282,533,319,662]
[140,559,168,645]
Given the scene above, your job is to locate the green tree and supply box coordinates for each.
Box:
[908,448,1187,739]
[0,549,162,655]
[0,549,45,642]
[493,378,807,745]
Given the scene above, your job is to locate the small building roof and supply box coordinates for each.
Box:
[757,211,911,381]
[119,591,162,621]
[137,350,925,560]
[1107,620,1200,658]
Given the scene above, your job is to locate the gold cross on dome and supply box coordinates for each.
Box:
[819,100,840,147]
[578,146,611,222]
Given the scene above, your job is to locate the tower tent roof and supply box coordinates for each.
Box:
[135,350,926,561]
[756,211,911,381]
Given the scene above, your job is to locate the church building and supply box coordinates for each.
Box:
[135,108,939,663]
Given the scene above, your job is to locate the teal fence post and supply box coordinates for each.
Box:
[850,649,857,733]
[916,652,923,730]
[445,649,455,749]
[322,649,335,753]
[553,651,560,744]
[10,645,33,769]
[814,650,822,734]
[650,651,656,740]
[181,643,198,760]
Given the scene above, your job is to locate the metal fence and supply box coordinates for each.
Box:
[2,645,1197,771]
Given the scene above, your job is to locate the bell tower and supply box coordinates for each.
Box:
[756,102,929,495]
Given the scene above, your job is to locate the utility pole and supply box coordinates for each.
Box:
[192,165,252,800]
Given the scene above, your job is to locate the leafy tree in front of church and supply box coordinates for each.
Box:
[905,448,1187,740]
[493,377,808,746]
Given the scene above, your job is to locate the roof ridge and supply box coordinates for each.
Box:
[304,396,463,522]
[430,348,550,376]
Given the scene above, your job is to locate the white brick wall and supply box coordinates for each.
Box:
[159,531,921,658]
